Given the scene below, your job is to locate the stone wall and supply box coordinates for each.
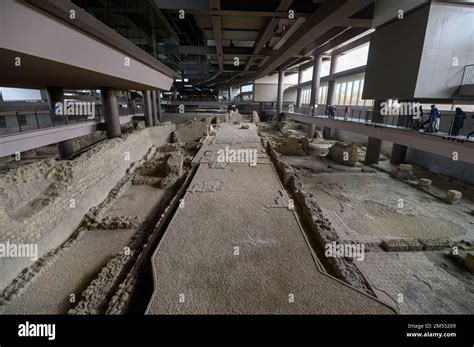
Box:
[0,124,175,292]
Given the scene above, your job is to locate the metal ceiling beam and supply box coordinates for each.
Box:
[242,0,294,74]
[256,0,374,79]
[327,31,373,56]
[281,27,368,71]
[272,17,306,51]
[178,63,249,72]
[182,10,309,18]
[159,45,272,56]
[209,0,224,71]
[341,18,373,28]
[302,27,367,57]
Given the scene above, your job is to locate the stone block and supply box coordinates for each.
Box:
[328,142,358,167]
[398,164,413,172]
[464,253,474,272]
[419,178,432,188]
[381,239,424,252]
[361,166,377,173]
[252,111,260,124]
[314,130,323,139]
[446,190,462,204]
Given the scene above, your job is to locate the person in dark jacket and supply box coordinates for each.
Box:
[429,105,440,132]
[450,107,466,136]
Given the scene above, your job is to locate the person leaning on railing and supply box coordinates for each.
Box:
[449,107,467,136]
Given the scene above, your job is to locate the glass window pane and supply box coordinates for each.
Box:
[351,80,360,106]
[358,79,365,106]
[339,83,346,105]
[345,81,353,105]
[334,84,341,106]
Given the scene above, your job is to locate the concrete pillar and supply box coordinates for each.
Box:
[277,70,284,115]
[390,144,408,164]
[308,55,322,137]
[156,90,162,123]
[296,66,304,109]
[309,55,322,114]
[365,99,386,165]
[151,90,158,126]
[365,137,383,165]
[322,55,339,140]
[322,127,331,139]
[39,89,48,102]
[46,87,63,111]
[46,87,74,159]
[143,90,153,127]
[390,100,409,164]
[326,81,336,106]
[101,88,121,139]
[57,140,75,159]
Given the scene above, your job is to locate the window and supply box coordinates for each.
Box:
[0,116,6,128]
[241,84,253,93]
[334,84,341,106]
[345,81,353,105]
[357,79,365,106]
[302,67,313,83]
[339,82,347,105]
[352,80,360,106]
[336,44,370,73]
[302,88,311,104]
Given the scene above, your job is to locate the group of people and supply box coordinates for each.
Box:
[324,103,472,139]
[410,105,471,137]
[325,105,351,120]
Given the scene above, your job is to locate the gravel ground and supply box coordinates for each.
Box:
[146,124,394,314]
[3,228,135,314]
[300,172,473,242]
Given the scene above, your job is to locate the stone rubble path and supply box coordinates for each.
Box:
[146,123,395,314]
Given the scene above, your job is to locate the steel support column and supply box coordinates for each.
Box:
[143,90,153,127]
[365,99,386,165]
[323,55,339,139]
[296,66,304,109]
[277,70,284,115]
[308,55,322,137]
[46,87,74,159]
[151,90,158,126]
[157,90,162,123]
[101,88,121,139]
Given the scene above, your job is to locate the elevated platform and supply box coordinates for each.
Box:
[289,113,474,165]
[0,114,138,157]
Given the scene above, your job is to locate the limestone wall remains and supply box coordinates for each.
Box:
[0,124,175,292]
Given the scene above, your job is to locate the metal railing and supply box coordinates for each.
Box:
[0,106,140,136]
[461,64,474,85]
[310,108,474,143]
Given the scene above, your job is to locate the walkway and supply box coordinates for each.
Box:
[146,123,394,314]
[288,113,474,165]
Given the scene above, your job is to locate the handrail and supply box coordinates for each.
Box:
[461,64,474,85]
